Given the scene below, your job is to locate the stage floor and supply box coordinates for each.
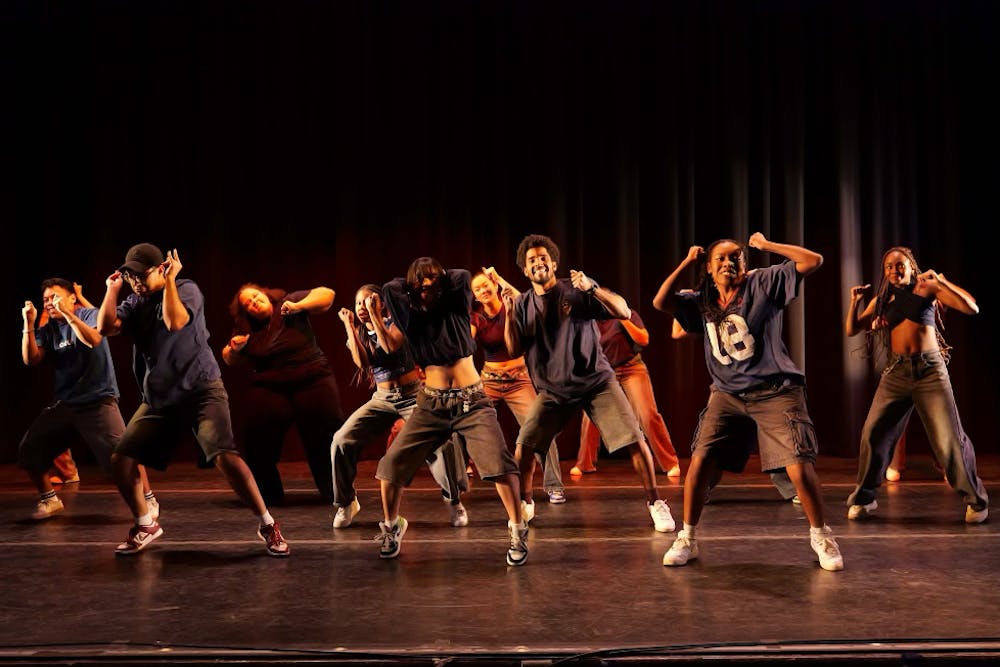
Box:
[1,454,998,665]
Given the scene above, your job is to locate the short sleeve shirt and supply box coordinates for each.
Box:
[383,269,476,368]
[35,307,119,404]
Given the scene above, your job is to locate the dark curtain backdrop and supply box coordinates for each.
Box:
[4,0,997,466]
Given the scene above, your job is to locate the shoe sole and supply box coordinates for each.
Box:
[115,526,164,556]
[506,553,528,566]
[32,508,64,521]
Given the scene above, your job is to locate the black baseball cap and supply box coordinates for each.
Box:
[119,243,164,274]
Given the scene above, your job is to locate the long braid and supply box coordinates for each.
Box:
[697,239,747,324]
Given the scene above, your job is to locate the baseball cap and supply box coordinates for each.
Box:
[119,243,164,274]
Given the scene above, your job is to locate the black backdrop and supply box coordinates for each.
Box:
[4,0,998,466]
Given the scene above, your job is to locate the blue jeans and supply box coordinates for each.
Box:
[846,349,988,510]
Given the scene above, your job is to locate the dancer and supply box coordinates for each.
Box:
[97,243,289,556]
[331,284,469,529]
[471,268,567,506]
[20,278,159,520]
[504,234,673,531]
[844,246,988,523]
[377,258,527,565]
[652,234,844,571]
[574,309,681,478]
[221,283,344,505]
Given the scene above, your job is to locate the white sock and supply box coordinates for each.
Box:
[810,525,829,536]
[144,491,155,501]
[682,522,697,538]
[259,511,274,527]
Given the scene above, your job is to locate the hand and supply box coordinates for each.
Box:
[279,300,299,316]
[338,307,355,326]
[871,316,888,331]
[916,269,940,287]
[569,269,594,292]
[685,246,704,263]
[748,232,767,250]
[73,282,86,300]
[162,248,182,281]
[22,300,36,328]
[51,292,70,317]
[500,286,517,311]
[106,271,124,291]
[850,284,871,300]
[364,293,381,315]
[229,334,249,352]
[482,266,501,285]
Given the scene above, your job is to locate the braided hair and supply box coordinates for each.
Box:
[350,284,385,388]
[692,238,748,324]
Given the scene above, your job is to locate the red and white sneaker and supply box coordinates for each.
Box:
[257,521,290,557]
[115,522,163,555]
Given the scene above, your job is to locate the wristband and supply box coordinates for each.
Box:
[586,282,599,295]
[22,329,36,334]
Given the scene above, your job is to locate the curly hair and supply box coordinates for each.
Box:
[515,234,560,271]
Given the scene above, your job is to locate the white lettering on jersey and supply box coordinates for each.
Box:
[705,315,755,365]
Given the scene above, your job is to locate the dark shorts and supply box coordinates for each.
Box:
[518,380,643,455]
[18,397,124,474]
[376,382,518,485]
[691,382,818,473]
[115,380,239,471]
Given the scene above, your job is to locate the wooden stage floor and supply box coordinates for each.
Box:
[1,454,998,666]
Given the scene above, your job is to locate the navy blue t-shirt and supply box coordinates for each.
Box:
[673,260,805,393]
[117,278,221,408]
[35,307,119,405]
[511,278,615,400]
[383,269,476,368]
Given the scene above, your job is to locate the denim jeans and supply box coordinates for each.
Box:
[846,349,988,510]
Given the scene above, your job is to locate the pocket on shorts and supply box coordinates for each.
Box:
[784,410,818,458]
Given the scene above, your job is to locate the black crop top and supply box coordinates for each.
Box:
[883,284,936,329]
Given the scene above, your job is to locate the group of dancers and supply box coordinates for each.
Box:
[18,233,989,569]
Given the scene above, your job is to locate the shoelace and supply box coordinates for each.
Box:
[263,525,285,549]
[815,537,839,555]
[374,526,398,548]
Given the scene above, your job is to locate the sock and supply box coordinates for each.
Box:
[40,490,57,501]
[810,525,830,536]
[137,512,153,526]
[144,491,155,501]
[682,522,697,538]
[259,511,274,527]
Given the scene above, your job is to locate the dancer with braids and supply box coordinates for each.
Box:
[844,246,988,523]
[653,233,843,571]
[330,284,469,530]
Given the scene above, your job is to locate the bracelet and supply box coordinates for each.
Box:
[586,282,599,295]
[22,329,35,334]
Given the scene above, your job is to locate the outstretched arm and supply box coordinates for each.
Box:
[652,245,702,314]
[280,287,335,316]
[569,270,630,319]
[748,232,823,276]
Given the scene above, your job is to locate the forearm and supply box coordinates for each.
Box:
[63,310,103,348]
[619,319,649,346]
[22,332,42,365]
[504,316,523,358]
[652,260,694,313]
[757,239,823,275]
[297,287,336,313]
[97,290,121,335]
[161,280,190,331]
[592,286,630,319]
[937,278,979,315]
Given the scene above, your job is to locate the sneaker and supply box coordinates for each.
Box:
[847,500,877,520]
[333,497,361,528]
[521,499,536,524]
[375,517,408,559]
[506,521,529,566]
[791,495,802,505]
[666,465,681,478]
[810,527,845,571]
[966,505,989,524]
[547,489,567,504]
[569,465,595,476]
[115,522,163,555]
[885,467,901,482]
[147,497,160,522]
[49,473,80,485]
[663,531,698,566]
[257,521,290,557]
[449,501,469,527]
[649,499,676,533]
[31,496,64,520]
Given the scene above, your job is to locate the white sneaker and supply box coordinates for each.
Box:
[147,497,160,522]
[449,501,469,527]
[810,527,845,571]
[521,499,535,524]
[547,489,567,504]
[333,497,361,528]
[506,520,529,566]
[663,531,698,566]
[31,495,64,520]
[847,500,877,520]
[649,499,675,532]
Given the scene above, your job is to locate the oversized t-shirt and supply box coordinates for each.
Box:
[383,269,476,368]
[35,307,119,404]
